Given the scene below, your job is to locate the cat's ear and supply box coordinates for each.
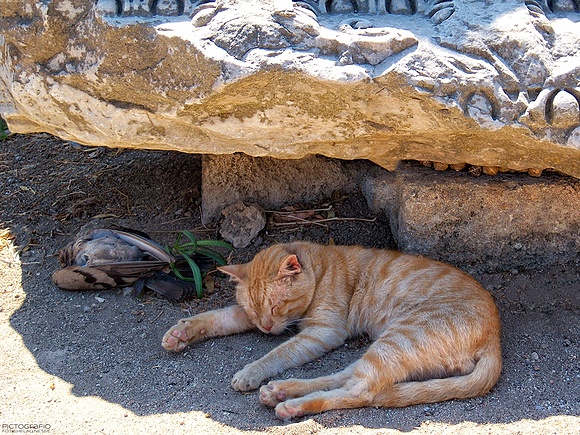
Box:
[218,263,249,282]
[278,254,301,277]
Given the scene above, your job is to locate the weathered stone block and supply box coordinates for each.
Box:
[363,163,580,272]
[201,153,366,223]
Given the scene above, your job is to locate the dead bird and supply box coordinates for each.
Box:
[52,228,207,300]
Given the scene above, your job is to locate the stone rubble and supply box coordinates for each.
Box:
[219,201,267,248]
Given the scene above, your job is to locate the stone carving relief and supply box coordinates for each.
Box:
[1,0,579,177]
[173,0,579,148]
[96,0,579,18]
[95,0,580,149]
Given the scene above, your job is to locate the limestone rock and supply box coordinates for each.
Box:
[1,0,580,177]
[362,162,580,272]
[219,201,266,248]
[202,153,364,222]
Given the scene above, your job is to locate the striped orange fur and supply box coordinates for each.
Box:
[162,242,501,421]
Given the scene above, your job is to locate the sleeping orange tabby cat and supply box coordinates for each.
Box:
[162,242,501,421]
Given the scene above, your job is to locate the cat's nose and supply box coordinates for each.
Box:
[262,323,273,332]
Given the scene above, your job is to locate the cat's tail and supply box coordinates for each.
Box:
[375,340,502,408]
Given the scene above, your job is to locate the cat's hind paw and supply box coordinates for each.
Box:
[275,400,305,421]
[259,381,288,407]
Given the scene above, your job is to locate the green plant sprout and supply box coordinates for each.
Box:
[0,117,9,140]
[165,230,233,298]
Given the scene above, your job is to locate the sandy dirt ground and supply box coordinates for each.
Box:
[1,133,578,434]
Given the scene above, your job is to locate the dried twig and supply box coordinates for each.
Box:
[266,207,333,215]
[267,207,376,230]
[151,310,164,323]
[271,214,329,228]
[112,187,131,216]
[159,216,199,226]
[269,216,376,227]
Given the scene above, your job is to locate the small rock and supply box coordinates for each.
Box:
[219,201,266,248]
[433,162,449,171]
[531,351,539,361]
[450,163,467,171]
[483,166,499,176]
[468,165,483,177]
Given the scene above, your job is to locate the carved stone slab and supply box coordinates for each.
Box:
[1,0,579,177]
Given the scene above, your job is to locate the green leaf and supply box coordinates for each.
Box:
[194,246,227,266]
[175,231,183,245]
[182,253,204,298]
[170,263,195,282]
[196,240,234,250]
[181,230,198,245]
[177,242,198,249]
[166,230,234,298]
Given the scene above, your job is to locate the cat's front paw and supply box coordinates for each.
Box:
[259,381,288,407]
[275,400,305,421]
[231,364,265,391]
[162,317,208,352]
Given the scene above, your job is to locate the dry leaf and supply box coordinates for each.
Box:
[203,274,215,294]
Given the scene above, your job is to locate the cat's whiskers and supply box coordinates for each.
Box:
[274,318,300,335]
[291,316,313,329]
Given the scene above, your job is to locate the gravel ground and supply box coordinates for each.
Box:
[1,133,578,434]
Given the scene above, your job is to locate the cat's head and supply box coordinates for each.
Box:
[218,244,314,335]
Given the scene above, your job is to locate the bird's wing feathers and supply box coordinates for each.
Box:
[92,260,170,278]
[112,230,175,263]
[142,272,199,300]
[52,266,122,290]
